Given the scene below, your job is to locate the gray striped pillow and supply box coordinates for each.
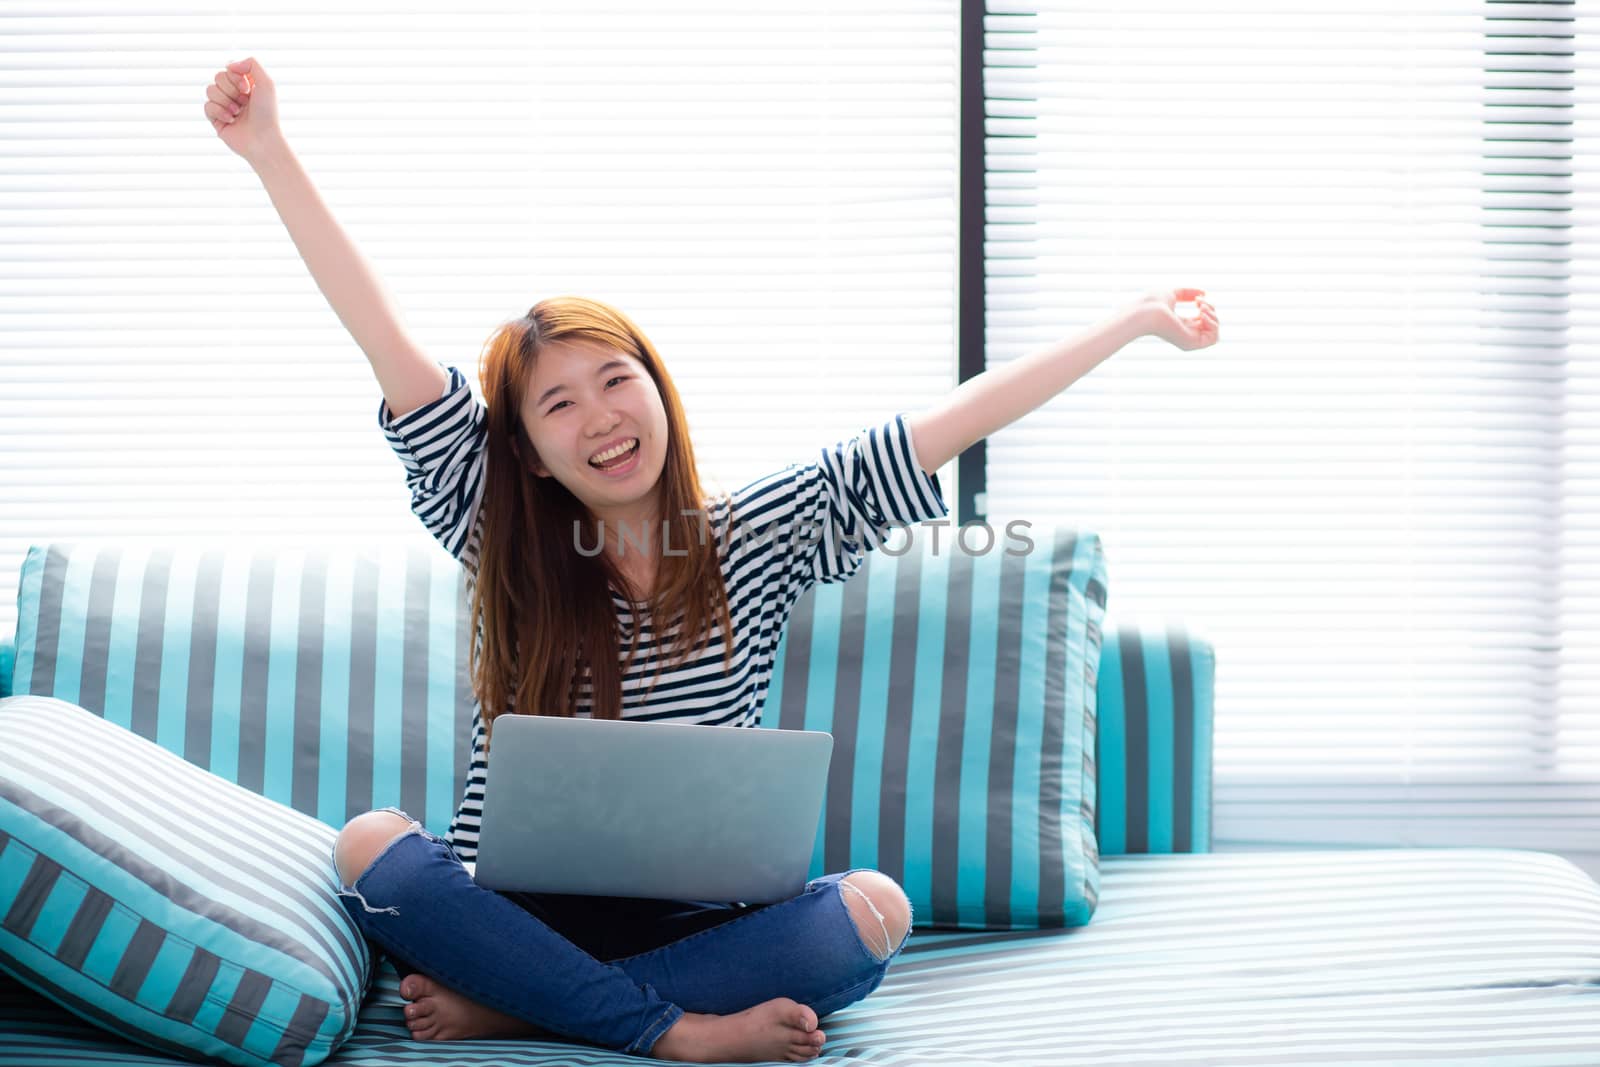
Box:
[0,693,370,1067]
[761,521,1107,930]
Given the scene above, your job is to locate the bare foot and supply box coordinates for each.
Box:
[651,998,827,1063]
[398,973,548,1042]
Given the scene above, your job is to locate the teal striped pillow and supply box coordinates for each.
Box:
[1096,624,1215,856]
[760,521,1107,931]
[9,543,473,837]
[0,693,370,1067]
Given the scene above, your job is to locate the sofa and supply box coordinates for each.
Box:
[2,529,1599,1067]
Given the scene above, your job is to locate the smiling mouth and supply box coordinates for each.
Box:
[588,439,640,471]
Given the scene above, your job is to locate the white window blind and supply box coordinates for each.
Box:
[983,0,1600,871]
[0,1,961,638]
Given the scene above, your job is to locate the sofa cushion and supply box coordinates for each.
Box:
[0,693,370,1067]
[7,532,1108,936]
[760,520,1107,931]
[7,542,473,838]
[6,847,1599,1066]
[1096,623,1216,855]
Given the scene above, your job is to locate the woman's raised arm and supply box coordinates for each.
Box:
[906,289,1219,474]
[204,57,448,420]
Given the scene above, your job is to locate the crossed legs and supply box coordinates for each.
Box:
[333,810,911,1051]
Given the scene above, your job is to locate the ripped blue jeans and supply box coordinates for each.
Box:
[331,807,910,1057]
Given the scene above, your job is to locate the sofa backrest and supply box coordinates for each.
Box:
[4,535,1213,859]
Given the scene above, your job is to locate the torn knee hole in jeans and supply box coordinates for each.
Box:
[337,886,401,916]
[839,879,895,962]
[336,823,427,916]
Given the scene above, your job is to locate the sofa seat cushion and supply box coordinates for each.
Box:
[5,847,1597,1065]
[0,694,371,1067]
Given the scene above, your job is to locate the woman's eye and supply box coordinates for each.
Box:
[547,377,626,414]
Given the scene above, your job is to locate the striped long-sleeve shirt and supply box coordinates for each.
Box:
[380,365,948,861]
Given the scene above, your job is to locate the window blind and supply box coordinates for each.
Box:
[982,0,1600,871]
[1,0,962,638]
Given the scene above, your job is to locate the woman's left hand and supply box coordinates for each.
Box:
[1137,287,1219,351]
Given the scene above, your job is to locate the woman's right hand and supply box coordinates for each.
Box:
[204,57,282,165]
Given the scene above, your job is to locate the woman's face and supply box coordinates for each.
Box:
[518,339,670,524]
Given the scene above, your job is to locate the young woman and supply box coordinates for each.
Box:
[204,56,1218,1064]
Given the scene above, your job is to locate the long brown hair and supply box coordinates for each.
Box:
[470,296,735,751]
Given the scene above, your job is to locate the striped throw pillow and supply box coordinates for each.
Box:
[760,520,1107,931]
[8,542,473,837]
[0,693,370,1067]
[1097,624,1215,856]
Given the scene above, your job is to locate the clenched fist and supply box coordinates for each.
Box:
[204,57,282,165]
[1138,287,1220,352]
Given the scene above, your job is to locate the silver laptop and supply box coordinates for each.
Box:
[470,715,834,904]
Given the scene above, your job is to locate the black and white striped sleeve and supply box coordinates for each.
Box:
[379,365,488,568]
[444,703,488,862]
[779,412,948,588]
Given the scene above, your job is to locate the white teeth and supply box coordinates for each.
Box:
[589,439,638,465]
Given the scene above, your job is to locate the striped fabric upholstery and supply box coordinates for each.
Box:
[760,521,1108,930]
[7,847,1600,1066]
[8,543,474,838]
[3,537,1222,870]
[0,694,370,1067]
[3,539,1211,912]
[1096,623,1215,855]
